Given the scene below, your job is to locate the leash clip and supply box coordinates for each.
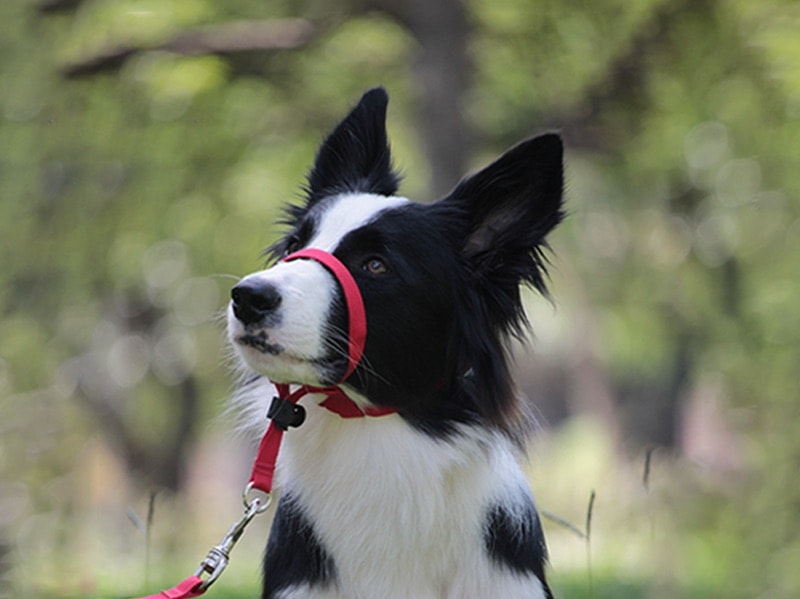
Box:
[194,487,270,591]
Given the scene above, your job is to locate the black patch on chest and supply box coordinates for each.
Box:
[484,499,553,598]
[262,493,337,598]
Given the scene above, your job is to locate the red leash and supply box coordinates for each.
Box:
[133,249,396,598]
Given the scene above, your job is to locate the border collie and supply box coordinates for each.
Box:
[227,88,564,599]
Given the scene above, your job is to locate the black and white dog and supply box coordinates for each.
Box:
[228,88,564,599]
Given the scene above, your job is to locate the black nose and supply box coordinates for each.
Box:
[231,280,282,325]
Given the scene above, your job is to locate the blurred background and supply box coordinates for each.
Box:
[1,0,799,597]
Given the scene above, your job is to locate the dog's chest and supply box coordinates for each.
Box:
[275,404,524,596]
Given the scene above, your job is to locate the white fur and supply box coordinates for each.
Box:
[309,193,409,252]
[233,378,546,599]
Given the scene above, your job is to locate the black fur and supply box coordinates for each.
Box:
[262,493,337,595]
[484,498,554,598]
[306,87,400,202]
[439,133,565,434]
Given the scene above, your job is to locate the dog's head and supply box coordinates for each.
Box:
[228,88,563,433]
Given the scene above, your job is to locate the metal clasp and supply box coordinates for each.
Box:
[194,484,272,590]
[242,481,272,514]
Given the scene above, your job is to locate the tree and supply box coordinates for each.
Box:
[4,0,800,596]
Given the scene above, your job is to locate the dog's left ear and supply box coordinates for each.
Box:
[446,133,564,305]
[306,87,401,203]
[441,134,563,429]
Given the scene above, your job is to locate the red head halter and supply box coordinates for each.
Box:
[282,248,367,383]
[248,248,395,497]
[135,247,394,599]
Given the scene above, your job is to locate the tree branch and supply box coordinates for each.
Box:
[63,19,316,79]
[36,0,84,14]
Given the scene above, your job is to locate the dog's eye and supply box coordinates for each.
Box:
[362,257,388,275]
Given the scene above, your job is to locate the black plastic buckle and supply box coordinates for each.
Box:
[267,396,307,431]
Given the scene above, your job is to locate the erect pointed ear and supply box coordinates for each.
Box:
[305,87,401,203]
[445,133,565,303]
[441,134,564,431]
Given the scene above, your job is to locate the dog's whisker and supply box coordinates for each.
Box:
[323,324,389,385]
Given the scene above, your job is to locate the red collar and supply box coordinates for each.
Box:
[319,387,398,418]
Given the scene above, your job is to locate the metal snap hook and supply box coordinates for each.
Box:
[192,482,273,591]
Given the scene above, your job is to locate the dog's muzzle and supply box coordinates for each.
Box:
[230,248,367,382]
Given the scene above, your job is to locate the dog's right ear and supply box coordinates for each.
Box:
[305,87,401,204]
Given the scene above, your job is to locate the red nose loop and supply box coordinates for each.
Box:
[282,249,366,383]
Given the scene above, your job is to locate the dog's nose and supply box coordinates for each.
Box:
[231,280,282,325]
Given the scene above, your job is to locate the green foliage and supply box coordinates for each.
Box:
[2,0,800,597]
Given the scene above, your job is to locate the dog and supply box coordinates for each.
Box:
[227,87,564,599]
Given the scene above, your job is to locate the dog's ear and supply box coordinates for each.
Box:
[447,133,564,312]
[306,87,401,203]
[442,134,564,431]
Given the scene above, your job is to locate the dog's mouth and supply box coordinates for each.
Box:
[232,315,346,385]
[236,332,331,369]
[235,331,286,355]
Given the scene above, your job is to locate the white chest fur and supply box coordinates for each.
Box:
[273,395,547,599]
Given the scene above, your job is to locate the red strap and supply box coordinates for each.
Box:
[319,387,398,418]
[282,249,367,381]
[249,384,298,493]
[248,423,285,494]
[134,383,396,599]
[136,575,205,599]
